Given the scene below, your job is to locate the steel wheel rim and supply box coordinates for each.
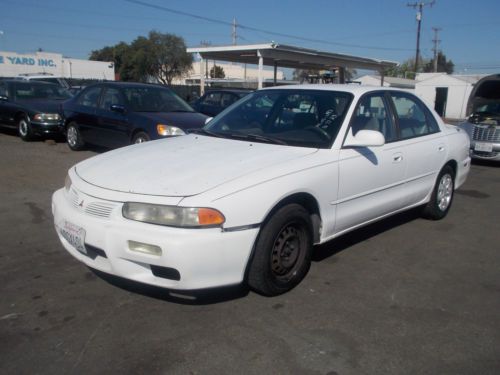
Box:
[19,119,28,136]
[437,174,453,211]
[270,223,305,280]
[67,126,77,147]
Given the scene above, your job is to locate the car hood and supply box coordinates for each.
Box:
[17,99,64,113]
[75,134,317,197]
[136,111,208,130]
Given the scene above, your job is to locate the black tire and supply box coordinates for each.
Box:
[66,123,85,151]
[422,165,455,220]
[18,116,34,141]
[248,204,313,296]
[132,131,150,144]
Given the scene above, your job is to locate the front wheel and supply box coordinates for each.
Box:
[248,204,313,296]
[66,123,85,151]
[422,165,455,220]
[132,131,150,144]
[18,116,34,141]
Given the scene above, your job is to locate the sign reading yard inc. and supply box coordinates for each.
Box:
[0,54,56,67]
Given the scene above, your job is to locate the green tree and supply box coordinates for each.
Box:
[385,57,430,79]
[423,52,454,74]
[89,31,192,84]
[210,65,225,79]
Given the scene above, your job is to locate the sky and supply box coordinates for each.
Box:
[0,0,499,77]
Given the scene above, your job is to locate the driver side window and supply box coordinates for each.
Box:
[350,93,396,142]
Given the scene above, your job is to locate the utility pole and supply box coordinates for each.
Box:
[407,0,435,73]
[431,27,441,72]
[232,18,237,45]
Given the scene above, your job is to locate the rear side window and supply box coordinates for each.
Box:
[77,87,102,108]
[390,93,440,139]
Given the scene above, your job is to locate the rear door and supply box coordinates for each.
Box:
[94,86,130,147]
[72,86,102,144]
[388,92,446,206]
[336,91,407,233]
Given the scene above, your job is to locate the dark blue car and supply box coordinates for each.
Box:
[63,82,208,150]
[0,80,70,141]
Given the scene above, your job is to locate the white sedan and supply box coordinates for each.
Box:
[52,85,471,296]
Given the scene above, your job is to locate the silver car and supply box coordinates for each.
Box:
[458,102,500,161]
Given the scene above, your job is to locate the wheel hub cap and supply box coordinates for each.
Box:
[437,174,453,211]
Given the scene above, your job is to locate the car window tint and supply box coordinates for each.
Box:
[351,93,396,142]
[204,92,221,106]
[390,93,439,139]
[206,90,353,149]
[77,87,102,108]
[100,88,124,110]
[0,82,7,97]
[221,93,238,107]
[123,87,193,112]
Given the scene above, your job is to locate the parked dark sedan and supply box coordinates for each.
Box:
[0,80,70,141]
[191,89,252,117]
[63,82,208,150]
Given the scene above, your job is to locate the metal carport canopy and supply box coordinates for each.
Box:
[187,43,398,92]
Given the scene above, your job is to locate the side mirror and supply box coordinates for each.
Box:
[110,104,126,114]
[205,117,213,125]
[344,129,385,148]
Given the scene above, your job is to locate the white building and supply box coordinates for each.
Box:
[355,73,488,120]
[414,73,486,120]
[0,50,115,80]
[173,60,284,86]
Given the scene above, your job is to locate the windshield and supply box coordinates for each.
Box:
[204,89,352,148]
[15,82,72,100]
[475,102,500,116]
[122,86,194,113]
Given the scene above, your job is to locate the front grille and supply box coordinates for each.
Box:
[85,202,116,218]
[68,188,118,219]
[473,124,500,142]
[472,150,499,158]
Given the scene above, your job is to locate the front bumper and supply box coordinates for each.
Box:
[469,140,500,161]
[31,120,64,136]
[51,188,259,290]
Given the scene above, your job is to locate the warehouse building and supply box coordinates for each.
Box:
[0,50,115,80]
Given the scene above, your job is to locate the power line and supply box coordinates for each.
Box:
[122,0,414,51]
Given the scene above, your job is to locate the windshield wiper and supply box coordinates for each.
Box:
[189,128,225,138]
[228,132,288,145]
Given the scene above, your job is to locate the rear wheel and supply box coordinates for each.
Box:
[422,165,455,220]
[132,131,150,144]
[66,123,85,151]
[18,116,34,141]
[248,204,313,296]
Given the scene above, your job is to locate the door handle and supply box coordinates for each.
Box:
[393,153,403,163]
[438,146,445,152]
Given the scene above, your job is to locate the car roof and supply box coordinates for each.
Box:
[1,79,62,87]
[84,81,168,89]
[261,84,411,96]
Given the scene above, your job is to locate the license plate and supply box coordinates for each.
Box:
[59,221,87,255]
[474,142,493,152]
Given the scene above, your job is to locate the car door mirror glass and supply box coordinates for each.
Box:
[344,129,385,148]
[110,104,126,113]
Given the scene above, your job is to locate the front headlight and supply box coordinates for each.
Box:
[157,124,185,136]
[33,113,61,122]
[122,202,225,228]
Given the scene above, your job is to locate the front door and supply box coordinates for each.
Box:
[336,92,407,233]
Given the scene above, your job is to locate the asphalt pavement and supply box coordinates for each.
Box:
[0,132,499,375]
